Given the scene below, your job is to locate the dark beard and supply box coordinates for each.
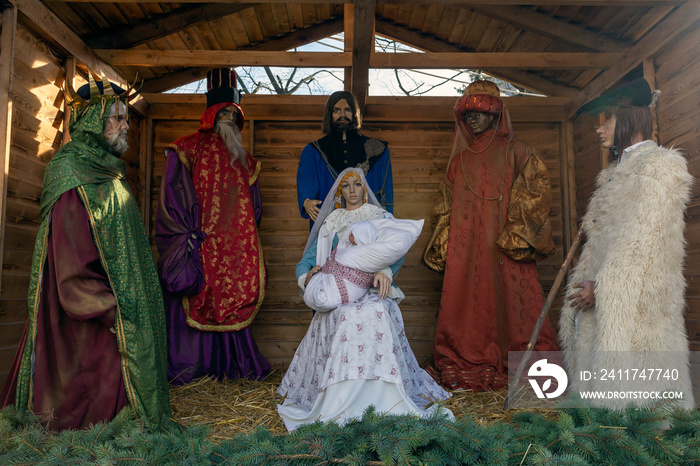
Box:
[333,119,352,132]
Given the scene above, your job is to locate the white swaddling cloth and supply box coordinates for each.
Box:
[304,218,424,312]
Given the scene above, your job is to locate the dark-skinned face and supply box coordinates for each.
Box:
[464,111,495,135]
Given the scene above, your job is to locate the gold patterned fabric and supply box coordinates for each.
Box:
[421,181,452,272]
[496,148,556,261]
[167,102,264,331]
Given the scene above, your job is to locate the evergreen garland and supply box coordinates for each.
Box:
[1,402,699,465]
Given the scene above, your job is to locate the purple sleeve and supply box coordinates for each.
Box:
[250,180,262,228]
[52,189,117,327]
[155,149,206,296]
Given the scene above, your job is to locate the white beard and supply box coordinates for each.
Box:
[106,131,128,155]
[216,121,247,169]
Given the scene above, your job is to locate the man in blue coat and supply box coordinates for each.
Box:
[297,91,393,225]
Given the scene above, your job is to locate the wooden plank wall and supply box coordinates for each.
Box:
[654,22,700,354]
[0,25,64,387]
[147,94,567,369]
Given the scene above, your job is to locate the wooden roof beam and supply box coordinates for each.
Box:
[375,18,578,97]
[51,1,687,6]
[246,16,343,51]
[141,67,210,94]
[140,17,344,93]
[14,0,124,85]
[565,1,700,116]
[467,5,631,52]
[99,49,621,69]
[351,0,375,109]
[85,3,254,50]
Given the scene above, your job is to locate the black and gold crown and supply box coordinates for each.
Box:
[64,70,141,120]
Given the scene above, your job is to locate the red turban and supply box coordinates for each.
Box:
[454,80,504,119]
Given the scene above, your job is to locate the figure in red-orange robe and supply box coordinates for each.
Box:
[423,81,559,391]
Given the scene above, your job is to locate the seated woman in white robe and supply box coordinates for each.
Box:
[304,218,424,312]
[277,167,451,431]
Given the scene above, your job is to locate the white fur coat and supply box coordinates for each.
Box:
[558,141,694,409]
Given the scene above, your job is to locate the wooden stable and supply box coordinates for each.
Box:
[0,0,699,400]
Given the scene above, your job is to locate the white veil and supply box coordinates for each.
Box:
[302,167,383,256]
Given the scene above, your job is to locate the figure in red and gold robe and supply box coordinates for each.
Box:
[155,68,270,384]
[423,81,558,391]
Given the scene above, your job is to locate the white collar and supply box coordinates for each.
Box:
[618,140,655,165]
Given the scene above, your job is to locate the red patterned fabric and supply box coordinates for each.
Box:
[320,249,375,305]
[427,130,559,391]
[168,104,263,331]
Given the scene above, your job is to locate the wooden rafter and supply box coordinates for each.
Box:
[13,0,124,85]
[97,49,622,69]
[84,3,254,49]
[467,5,631,52]
[565,1,700,116]
[49,0,688,6]
[375,18,578,97]
[141,68,210,94]
[351,0,375,108]
[140,17,344,93]
[246,17,343,51]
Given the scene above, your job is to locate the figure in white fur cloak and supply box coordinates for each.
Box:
[559,79,694,410]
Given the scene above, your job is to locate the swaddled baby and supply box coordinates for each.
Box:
[304,218,423,312]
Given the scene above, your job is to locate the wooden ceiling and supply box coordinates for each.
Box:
[10,0,700,116]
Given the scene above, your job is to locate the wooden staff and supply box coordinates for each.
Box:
[503,226,585,410]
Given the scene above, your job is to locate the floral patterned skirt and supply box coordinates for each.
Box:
[277,292,450,429]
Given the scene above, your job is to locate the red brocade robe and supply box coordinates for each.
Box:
[166,103,264,331]
[424,129,558,390]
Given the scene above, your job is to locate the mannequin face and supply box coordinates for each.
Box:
[464,111,494,134]
[340,175,364,210]
[596,115,616,149]
[103,101,129,155]
[215,105,239,126]
[332,99,353,131]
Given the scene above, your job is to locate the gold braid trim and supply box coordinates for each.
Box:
[76,186,140,421]
[249,158,261,186]
[166,143,192,172]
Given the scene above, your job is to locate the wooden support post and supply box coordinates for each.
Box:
[138,117,154,238]
[643,59,660,144]
[343,4,352,92]
[248,118,255,156]
[560,120,577,253]
[63,57,75,145]
[0,5,17,295]
[350,0,375,111]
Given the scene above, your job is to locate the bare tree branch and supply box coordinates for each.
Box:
[264,66,285,94]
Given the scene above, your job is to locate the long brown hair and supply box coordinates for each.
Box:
[613,106,653,153]
[321,91,362,134]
